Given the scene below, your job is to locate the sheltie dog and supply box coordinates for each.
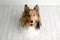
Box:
[19,4,41,29]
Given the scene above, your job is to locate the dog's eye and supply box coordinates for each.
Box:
[24,14,30,17]
[25,15,27,16]
[24,15,27,17]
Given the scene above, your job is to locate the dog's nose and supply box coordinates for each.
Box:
[30,20,33,23]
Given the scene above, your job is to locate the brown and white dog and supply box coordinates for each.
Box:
[20,4,41,29]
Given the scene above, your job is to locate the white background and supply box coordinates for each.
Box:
[0,0,60,5]
[0,0,60,40]
[0,5,60,40]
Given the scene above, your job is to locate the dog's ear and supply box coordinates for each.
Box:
[34,5,39,12]
[24,4,30,12]
[36,21,41,29]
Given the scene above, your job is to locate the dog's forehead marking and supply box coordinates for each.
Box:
[29,9,36,14]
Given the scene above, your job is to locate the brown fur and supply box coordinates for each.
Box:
[20,4,41,29]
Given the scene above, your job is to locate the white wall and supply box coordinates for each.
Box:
[0,0,60,5]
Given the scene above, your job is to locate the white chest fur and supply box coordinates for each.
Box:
[20,26,40,39]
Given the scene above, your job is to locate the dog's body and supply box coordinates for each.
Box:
[20,4,41,29]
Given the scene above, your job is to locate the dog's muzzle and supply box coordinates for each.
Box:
[30,20,33,26]
[30,20,33,23]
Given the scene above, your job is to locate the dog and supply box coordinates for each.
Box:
[19,4,41,29]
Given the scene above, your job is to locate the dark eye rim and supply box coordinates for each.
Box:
[24,14,30,17]
[25,15,27,16]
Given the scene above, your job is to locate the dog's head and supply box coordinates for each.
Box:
[20,4,41,29]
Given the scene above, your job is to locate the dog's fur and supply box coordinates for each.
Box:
[20,4,41,29]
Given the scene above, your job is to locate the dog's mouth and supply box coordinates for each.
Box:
[30,24,33,26]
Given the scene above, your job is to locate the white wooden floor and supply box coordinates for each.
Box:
[0,5,60,40]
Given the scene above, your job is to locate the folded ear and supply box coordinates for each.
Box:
[34,5,39,12]
[36,21,41,29]
[24,4,30,12]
